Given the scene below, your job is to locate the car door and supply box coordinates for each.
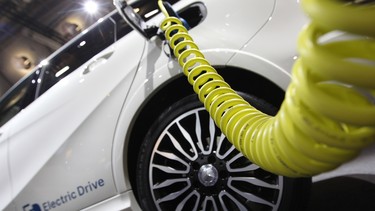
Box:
[0,68,40,211]
[5,12,146,211]
[0,125,14,211]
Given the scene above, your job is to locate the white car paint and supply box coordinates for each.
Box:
[112,0,279,195]
[0,125,13,210]
[228,0,309,88]
[0,0,322,210]
[4,30,146,210]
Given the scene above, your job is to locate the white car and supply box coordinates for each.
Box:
[0,0,313,210]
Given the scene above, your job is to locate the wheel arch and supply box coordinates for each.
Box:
[125,65,286,196]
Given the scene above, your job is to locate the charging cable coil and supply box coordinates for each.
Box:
[159,0,375,177]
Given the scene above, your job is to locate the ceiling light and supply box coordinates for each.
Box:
[84,1,99,14]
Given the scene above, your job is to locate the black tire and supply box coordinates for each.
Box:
[136,94,311,211]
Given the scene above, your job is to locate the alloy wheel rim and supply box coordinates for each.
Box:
[149,107,283,210]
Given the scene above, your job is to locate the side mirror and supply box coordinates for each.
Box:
[113,0,157,39]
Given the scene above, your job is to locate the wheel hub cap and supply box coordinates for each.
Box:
[198,164,219,187]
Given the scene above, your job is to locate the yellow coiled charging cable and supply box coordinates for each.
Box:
[158,0,375,177]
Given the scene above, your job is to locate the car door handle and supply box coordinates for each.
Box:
[82,51,114,75]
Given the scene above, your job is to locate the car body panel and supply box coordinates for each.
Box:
[4,31,145,210]
[188,0,275,49]
[81,191,141,211]
[0,0,326,210]
[0,125,13,210]
[226,0,309,90]
[111,0,276,193]
[234,0,309,73]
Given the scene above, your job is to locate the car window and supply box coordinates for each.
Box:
[37,16,119,96]
[0,12,131,127]
[0,0,180,127]
[0,70,40,127]
[112,12,133,40]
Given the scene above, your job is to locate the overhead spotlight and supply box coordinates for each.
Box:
[84,1,99,14]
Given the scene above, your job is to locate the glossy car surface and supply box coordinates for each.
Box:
[0,0,318,210]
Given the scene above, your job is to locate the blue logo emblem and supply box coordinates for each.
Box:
[23,204,42,211]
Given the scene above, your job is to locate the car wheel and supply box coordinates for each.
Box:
[136,94,311,211]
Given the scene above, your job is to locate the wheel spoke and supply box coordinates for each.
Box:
[156,150,190,169]
[195,113,215,155]
[216,133,235,160]
[167,131,197,161]
[226,152,259,172]
[152,163,189,174]
[230,176,279,189]
[227,177,275,208]
[207,117,216,154]
[176,190,200,211]
[153,178,189,189]
[219,191,247,211]
[156,180,192,204]
[201,196,218,211]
